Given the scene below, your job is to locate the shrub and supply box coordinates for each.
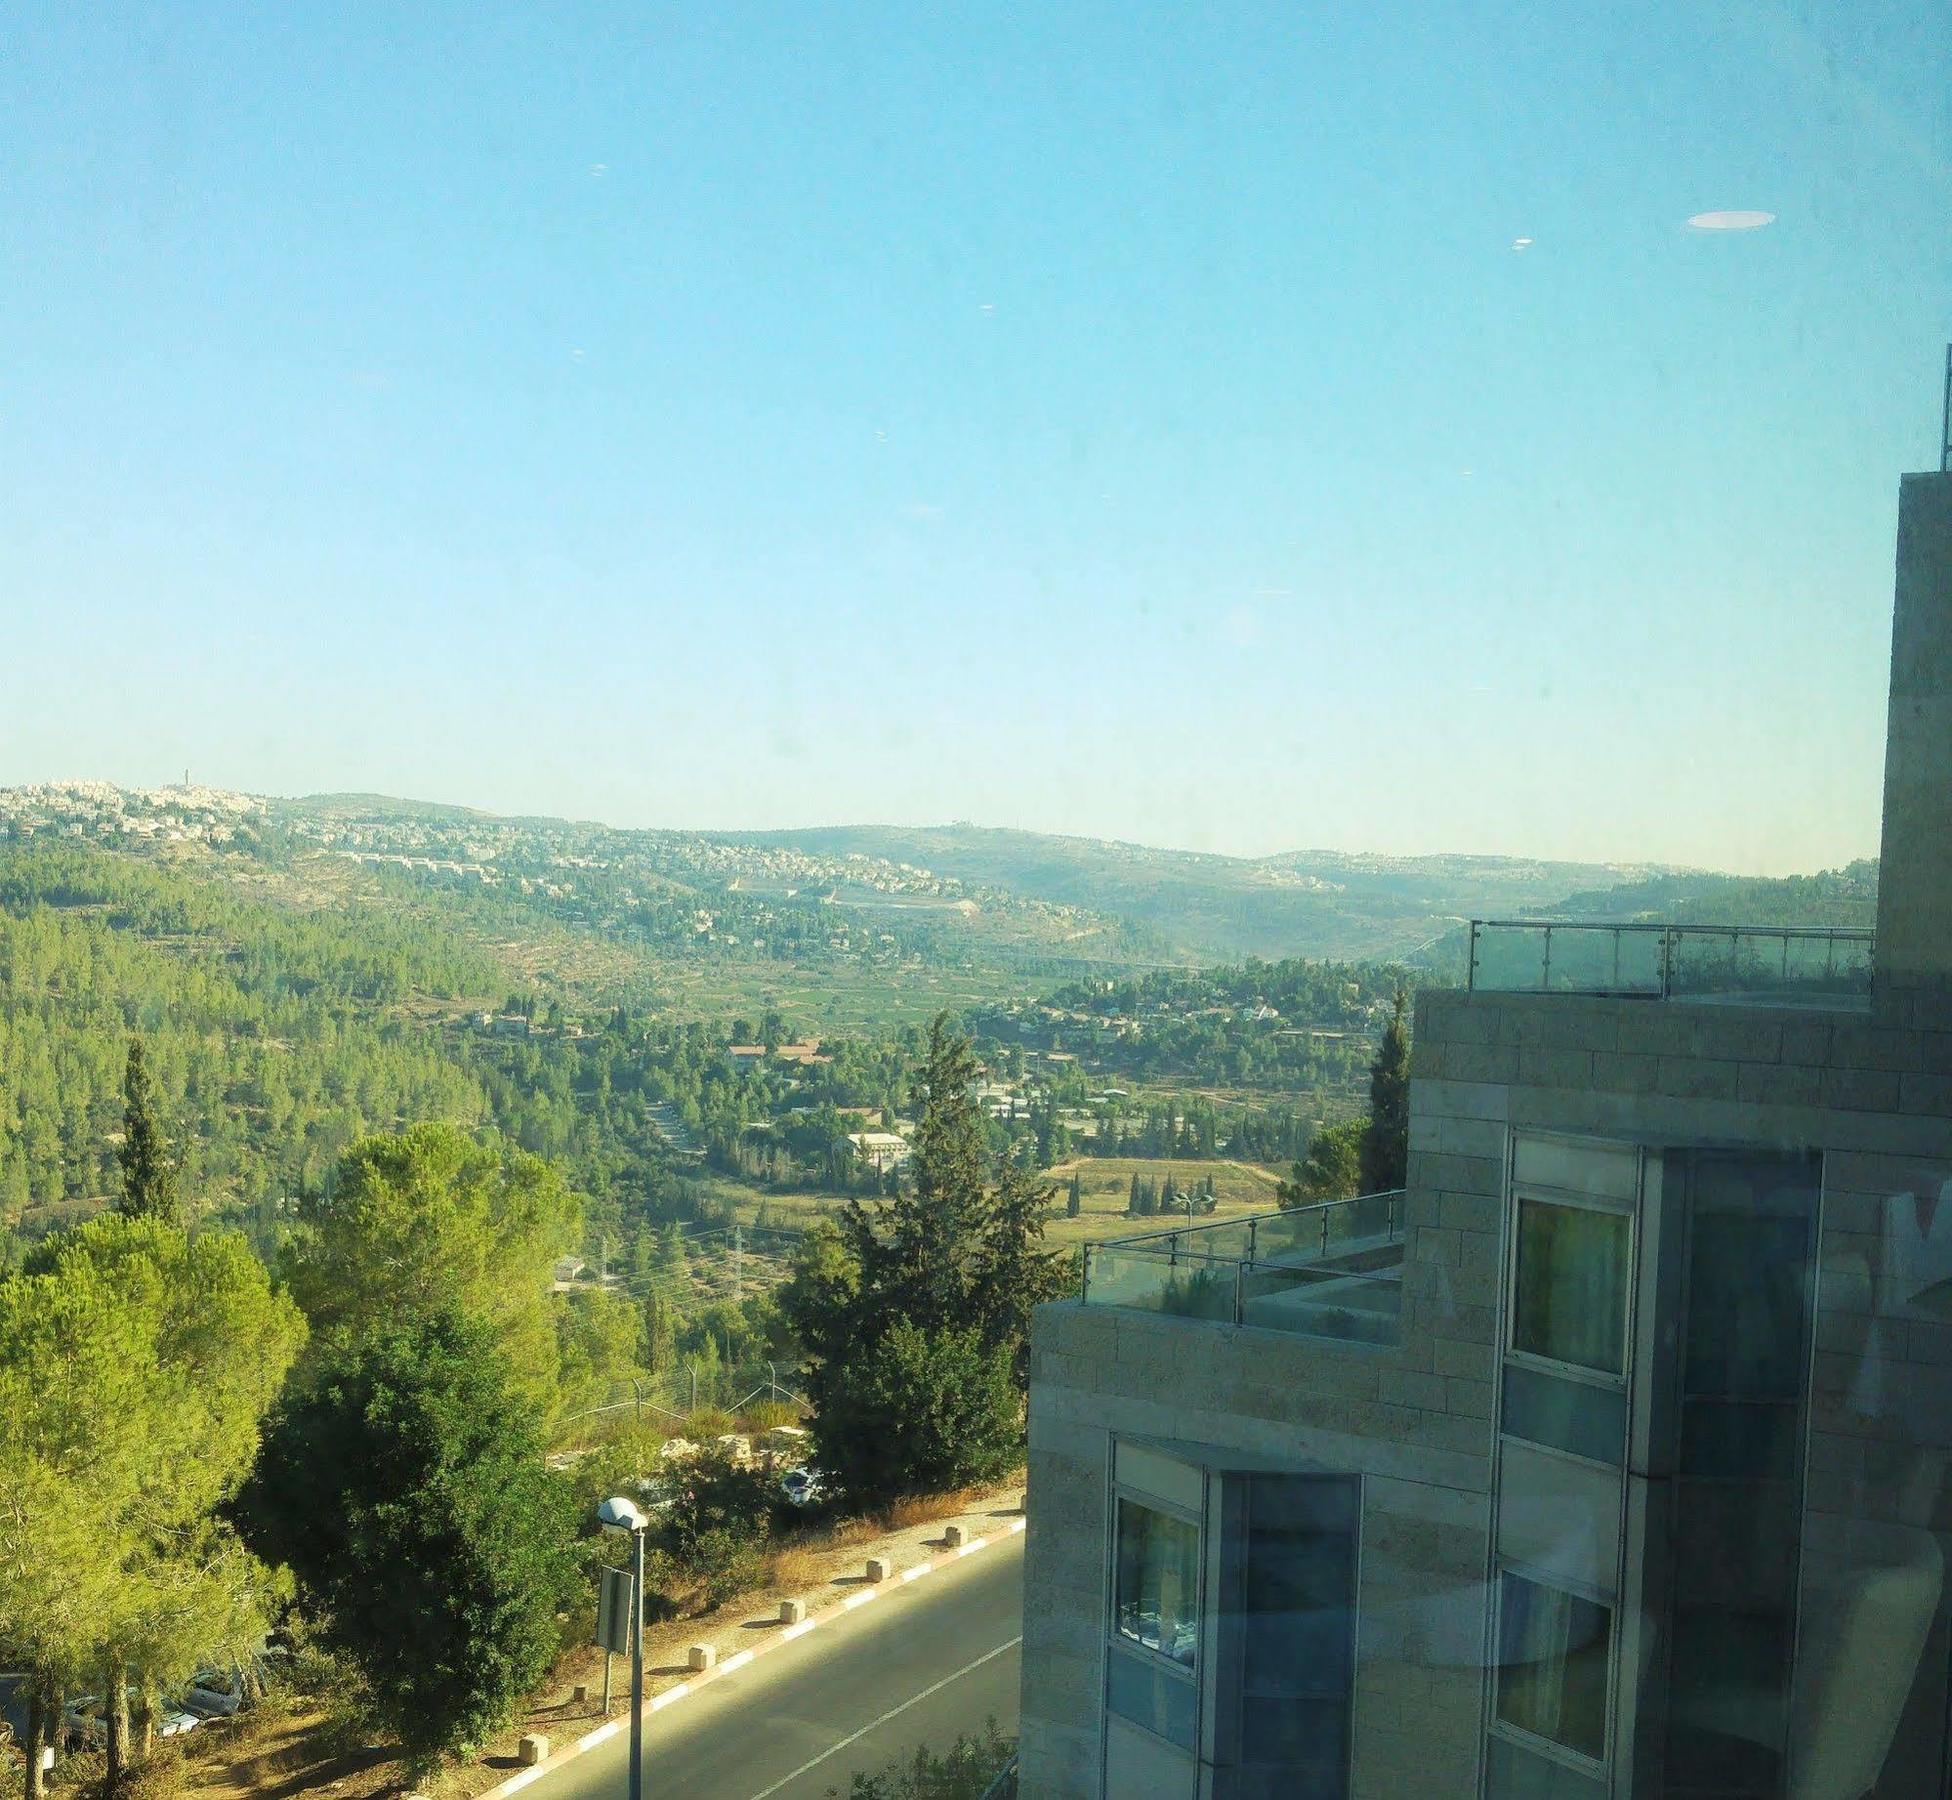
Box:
[239,1310,580,1765]
[664,1448,775,1550]
[561,1421,671,1525]
[742,1398,803,1433]
[813,1324,1020,1509]
[829,1723,1016,1798]
[685,1527,770,1611]
[654,1447,777,1613]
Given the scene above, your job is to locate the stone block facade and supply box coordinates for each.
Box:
[1019,983,1952,1796]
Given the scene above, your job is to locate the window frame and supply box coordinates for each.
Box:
[1486,1556,1619,1777]
[1217,1471,1362,1799]
[1484,1133,1645,1790]
[1103,1472,1206,1760]
[1109,1490,1205,1679]
[1503,1183,1637,1396]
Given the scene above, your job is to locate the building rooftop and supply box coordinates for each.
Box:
[1081,1190,1406,1345]
[1467,918,1874,1009]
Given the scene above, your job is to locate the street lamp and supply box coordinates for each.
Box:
[597,1495,649,1800]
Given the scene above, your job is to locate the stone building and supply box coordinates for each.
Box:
[1016,465,1952,1796]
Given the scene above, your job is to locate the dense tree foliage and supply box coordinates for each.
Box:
[788,1017,1066,1504]
[239,1309,579,1766]
[1278,1120,1365,1207]
[1359,989,1411,1193]
[0,1214,304,1786]
[0,848,492,1228]
[281,1121,578,1414]
[813,1322,1021,1505]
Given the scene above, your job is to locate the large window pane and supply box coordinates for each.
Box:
[1107,1642,1197,1751]
[1682,1213,1812,1397]
[1512,1198,1630,1376]
[1495,1571,1612,1762]
[1234,1475,1358,1797]
[1500,1363,1627,1464]
[1115,1497,1200,1669]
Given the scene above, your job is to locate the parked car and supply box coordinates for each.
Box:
[780,1465,825,1507]
[183,1668,244,1718]
[62,1696,107,1748]
[64,1692,203,1745]
[154,1701,201,1739]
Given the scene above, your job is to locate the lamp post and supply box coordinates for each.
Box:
[597,1496,649,1800]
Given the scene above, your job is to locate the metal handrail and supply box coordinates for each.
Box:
[1081,1191,1408,1327]
[1090,1189,1393,1254]
[1468,918,1874,998]
[977,1755,1019,1800]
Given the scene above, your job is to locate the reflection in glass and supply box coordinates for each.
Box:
[1513,1198,1629,1376]
[1116,1497,1200,1669]
[1236,1476,1357,1798]
[1496,1571,1612,1761]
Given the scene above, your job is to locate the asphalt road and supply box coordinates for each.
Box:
[526,1531,1023,1800]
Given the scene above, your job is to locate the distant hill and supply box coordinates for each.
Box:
[11,782,1851,968]
[724,824,1679,962]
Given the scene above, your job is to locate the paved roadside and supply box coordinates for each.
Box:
[515,1529,1023,1800]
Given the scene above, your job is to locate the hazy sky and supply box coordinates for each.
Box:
[4,3,1948,873]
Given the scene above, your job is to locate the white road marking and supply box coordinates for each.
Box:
[742,1635,1023,1800]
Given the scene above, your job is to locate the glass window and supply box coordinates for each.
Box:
[1495,1571,1613,1763]
[1115,1497,1200,1670]
[1500,1363,1627,1464]
[1235,1475,1357,1799]
[1512,1198,1630,1377]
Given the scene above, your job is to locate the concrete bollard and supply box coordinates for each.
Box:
[865,1557,891,1583]
[571,1683,589,1705]
[518,1734,549,1766]
[779,1597,807,1624]
[943,1524,966,1547]
[687,1643,717,1671]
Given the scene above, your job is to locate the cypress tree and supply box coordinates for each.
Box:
[116,1039,179,1225]
[1359,988,1413,1192]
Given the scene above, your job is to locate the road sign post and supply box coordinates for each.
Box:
[596,1494,649,1800]
[595,1563,632,1713]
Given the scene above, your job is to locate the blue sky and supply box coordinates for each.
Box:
[4,2,1948,872]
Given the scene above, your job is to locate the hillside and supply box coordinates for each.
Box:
[726,824,1677,961]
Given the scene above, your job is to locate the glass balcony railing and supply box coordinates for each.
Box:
[1080,1191,1406,1343]
[1467,920,1874,1007]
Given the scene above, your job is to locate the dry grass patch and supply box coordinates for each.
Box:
[767,1541,828,1590]
[882,1489,987,1531]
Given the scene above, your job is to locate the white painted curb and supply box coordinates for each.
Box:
[478,1515,1027,1799]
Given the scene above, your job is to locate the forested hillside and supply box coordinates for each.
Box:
[0,848,495,1225]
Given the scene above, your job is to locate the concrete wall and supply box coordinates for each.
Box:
[1021,1296,1496,1798]
[1876,471,1952,1014]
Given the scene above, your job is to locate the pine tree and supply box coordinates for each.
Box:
[1360,988,1412,1192]
[1127,1171,1142,1216]
[1067,1171,1082,1218]
[116,1039,179,1225]
[839,1014,987,1334]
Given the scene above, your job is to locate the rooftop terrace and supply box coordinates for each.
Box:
[1079,1190,1406,1345]
[1467,919,1874,1008]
